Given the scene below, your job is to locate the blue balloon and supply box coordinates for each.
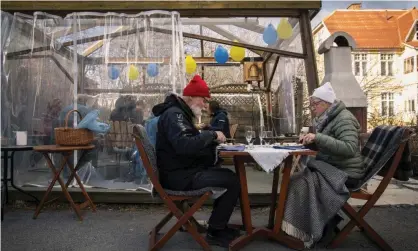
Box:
[214,45,229,64]
[147,63,159,77]
[108,65,119,80]
[263,24,278,45]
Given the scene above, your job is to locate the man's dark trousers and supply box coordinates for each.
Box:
[189,167,240,229]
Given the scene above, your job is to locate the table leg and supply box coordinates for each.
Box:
[273,156,292,235]
[33,153,83,220]
[230,156,266,251]
[233,156,252,234]
[268,165,280,229]
[65,153,96,212]
[9,151,40,204]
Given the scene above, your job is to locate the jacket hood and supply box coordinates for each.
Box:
[152,94,194,119]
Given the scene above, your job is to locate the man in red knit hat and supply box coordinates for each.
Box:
[152,75,241,247]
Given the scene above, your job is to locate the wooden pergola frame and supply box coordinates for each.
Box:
[2,0,321,131]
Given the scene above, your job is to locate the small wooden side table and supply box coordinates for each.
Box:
[32,145,96,221]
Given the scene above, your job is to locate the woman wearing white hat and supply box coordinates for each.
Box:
[301,82,365,185]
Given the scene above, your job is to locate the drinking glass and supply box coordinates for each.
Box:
[259,128,266,146]
[245,130,255,149]
[264,131,273,145]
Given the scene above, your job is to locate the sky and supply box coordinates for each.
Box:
[311,1,418,27]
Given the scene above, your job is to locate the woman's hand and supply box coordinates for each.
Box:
[302,133,316,145]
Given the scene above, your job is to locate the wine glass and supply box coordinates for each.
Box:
[264,131,273,145]
[245,130,255,149]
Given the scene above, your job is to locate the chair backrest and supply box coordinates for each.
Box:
[230,124,238,139]
[107,120,133,148]
[356,126,411,190]
[132,125,168,197]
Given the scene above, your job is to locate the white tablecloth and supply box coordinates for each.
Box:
[246,146,308,173]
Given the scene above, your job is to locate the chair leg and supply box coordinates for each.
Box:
[329,203,393,251]
[179,201,207,233]
[149,212,173,251]
[151,194,211,251]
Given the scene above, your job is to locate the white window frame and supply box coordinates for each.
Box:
[381,92,395,117]
[380,53,394,76]
[353,53,368,77]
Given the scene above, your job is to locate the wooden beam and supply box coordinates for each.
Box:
[2,1,321,17]
[299,10,319,94]
[233,23,265,34]
[49,55,74,83]
[87,57,242,65]
[82,26,126,57]
[203,24,262,55]
[7,26,305,60]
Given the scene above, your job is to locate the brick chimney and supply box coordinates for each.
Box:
[347,3,362,10]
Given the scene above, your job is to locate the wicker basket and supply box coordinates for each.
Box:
[54,109,94,146]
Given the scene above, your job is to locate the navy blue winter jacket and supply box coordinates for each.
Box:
[209,109,231,138]
[152,94,219,190]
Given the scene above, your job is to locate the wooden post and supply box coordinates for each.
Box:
[299,10,319,95]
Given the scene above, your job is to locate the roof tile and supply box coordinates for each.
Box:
[323,9,418,49]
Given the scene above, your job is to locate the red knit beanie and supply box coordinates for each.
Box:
[183,75,211,98]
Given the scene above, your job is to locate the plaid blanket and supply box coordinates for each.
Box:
[359,126,411,189]
[281,159,350,247]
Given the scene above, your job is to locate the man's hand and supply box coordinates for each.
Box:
[195,123,206,130]
[215,131,226,143]
[301,133,316,145]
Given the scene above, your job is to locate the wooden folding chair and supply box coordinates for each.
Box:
[328,128,412,251]
[132,125,225,251]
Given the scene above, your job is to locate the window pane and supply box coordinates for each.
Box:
[389,93,394,100]
[380,54,385,60]
[388,61,393,76]
[412,100,415,112]
[381,93,387,100]
[389,101,394,116]
[362,62,367,76]
[381,61,386,76]
[361,54,367,60]
[382,102,387,116]
[355,62,360,76]
[354,54,360,60]
[388,54,393,60]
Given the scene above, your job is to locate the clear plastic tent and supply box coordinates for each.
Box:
[1,11,304,192]
[1,11,185,192]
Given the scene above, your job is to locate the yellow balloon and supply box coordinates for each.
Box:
[277,18,293,40]
[128,65,139,81]
[185,55,197,74]
[230,40,245,62]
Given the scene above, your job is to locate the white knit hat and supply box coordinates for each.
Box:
[311,82,336,103]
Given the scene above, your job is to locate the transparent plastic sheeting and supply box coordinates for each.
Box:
[1,11,185,192]
[1,11,300,192]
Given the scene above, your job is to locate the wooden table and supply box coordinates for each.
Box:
[220,150,316,251]
[32,145,97,221]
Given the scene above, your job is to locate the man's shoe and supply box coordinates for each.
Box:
[206,232,233,248]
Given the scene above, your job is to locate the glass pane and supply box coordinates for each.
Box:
[381,62,386,76]
[389,101,394,116]
[355,62,360,76]
[388,61,393,76]
[382,102,387,116]
[362,62,367,76]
